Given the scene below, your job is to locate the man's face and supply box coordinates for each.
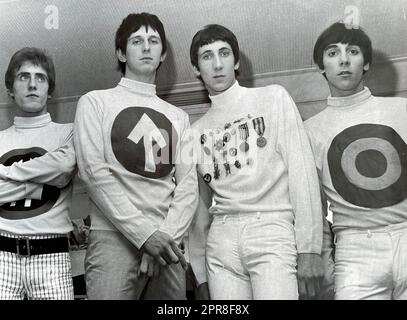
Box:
[194,40,239,96]
[118,25,165,83]
[322,42,369,97]
[11,62,49,116]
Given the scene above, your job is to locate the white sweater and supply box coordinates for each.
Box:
[0,113,75,235]
[74,77,198,249]
[189,81,323,284]
[305,87,407,232]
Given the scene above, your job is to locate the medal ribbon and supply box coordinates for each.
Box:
[238,123,249,141]
[252,117,265,137]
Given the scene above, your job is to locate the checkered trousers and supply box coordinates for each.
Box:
[0,234,74,300]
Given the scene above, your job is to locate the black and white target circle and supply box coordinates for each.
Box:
[0,147,60,220]
[328,124,407,208]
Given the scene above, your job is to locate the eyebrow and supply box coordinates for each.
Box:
[200,47,231,56]
[324,44,339,51]
[16,71,47,77]
[16,71,48,81]
[199,50,213,57]
[128,35,161,40]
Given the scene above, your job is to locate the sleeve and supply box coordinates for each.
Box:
[187,175,212,285]
[73,94,157,249]
[159,114,199,244]
[275,86,323,255]
[305,120,333,246]
[0,179,43,205]
[0,126,76,188]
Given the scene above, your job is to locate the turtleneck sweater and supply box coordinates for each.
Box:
[305,87,407,232]
[0,112,75,235]
[189,81,323,284]
[74,77,198,249]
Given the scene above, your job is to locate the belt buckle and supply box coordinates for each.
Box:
[16,238,31,257]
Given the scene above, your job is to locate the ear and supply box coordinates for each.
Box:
[160,51,167,63]
[193,66,201,77]
[363,63,370,72]
[7,89,14,99]
[116,49,126,63]
[234,61,240,70]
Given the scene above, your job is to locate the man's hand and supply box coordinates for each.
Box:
[297,253,324,299]
[138,253,160,278]
[196,282,210,300]
[141,230,187,270]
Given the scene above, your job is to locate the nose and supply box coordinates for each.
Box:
[28,76,37,90]
[142,40,150,52]
[213,54,223,70]
[339,51,350,66]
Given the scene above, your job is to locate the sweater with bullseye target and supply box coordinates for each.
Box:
[305,87,407,233]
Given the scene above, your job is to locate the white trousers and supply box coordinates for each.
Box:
[335,221,407,300]
[206,211,298,300]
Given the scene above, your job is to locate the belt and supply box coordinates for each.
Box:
[0,235,69,257]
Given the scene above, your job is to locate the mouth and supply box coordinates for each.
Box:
[26,94,39,98]
[338,71,352,76]
[140,57,153,61]
[213,75,225,79]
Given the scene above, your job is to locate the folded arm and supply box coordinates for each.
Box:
[0,127,76,188]
[0,178,43,205]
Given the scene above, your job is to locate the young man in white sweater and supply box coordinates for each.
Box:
[74,12,198,299]
[305,22,407,299]
[0,47,77,299]
[188,24,324,300]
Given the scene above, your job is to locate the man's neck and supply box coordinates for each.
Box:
[329,81,365,98]
[16,107,48,118]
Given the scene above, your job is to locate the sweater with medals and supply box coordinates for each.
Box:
[189,81,323,284]
[305,87,407,233]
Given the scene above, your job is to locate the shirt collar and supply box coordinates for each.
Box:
[14,113,52,128]
[118,77,157,96]
[209,81,243,108]
[327,87,372,108]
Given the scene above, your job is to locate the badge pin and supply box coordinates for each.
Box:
[223,133,231,143]
[229,148,237,157]
[200,134,207,145]
[203,173,212,183]
[203,146,211,156]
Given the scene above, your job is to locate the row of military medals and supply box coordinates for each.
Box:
[201,116,267,183]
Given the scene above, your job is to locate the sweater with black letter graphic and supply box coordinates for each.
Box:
[0,113,75,235]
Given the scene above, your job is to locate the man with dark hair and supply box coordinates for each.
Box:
[305,22,407,299]
[0,47,76,299]
[188,24,324,300]
[74,12,198,300]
